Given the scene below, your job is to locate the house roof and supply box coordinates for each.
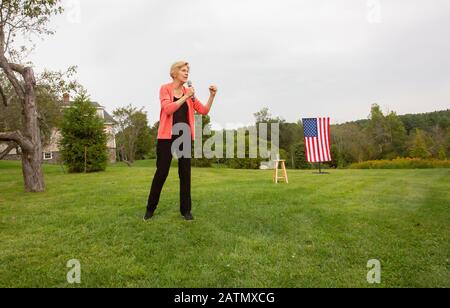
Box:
[103,110,115,124]
[91,101,116,124]
[62,99,115,124]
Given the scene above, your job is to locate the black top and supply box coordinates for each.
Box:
[172,96,189,137]
[173,96,188,125]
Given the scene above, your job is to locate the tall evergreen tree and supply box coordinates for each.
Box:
[59,93,108,173]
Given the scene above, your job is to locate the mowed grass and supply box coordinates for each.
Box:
[0,160,449,288]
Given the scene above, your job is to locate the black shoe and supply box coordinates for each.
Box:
[143,210,154,221]
[183,213,194,221]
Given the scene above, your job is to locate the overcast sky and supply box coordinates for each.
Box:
[28,0,450,127]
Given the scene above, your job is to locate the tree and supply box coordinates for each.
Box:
[254,107,285,145]
[409,129,432,159]
[0,0,63,192]
[113,105,150,165]
[145,121,159,159]
[279,122,303,168]
[35,66,83,142]
[438,146,447,160]
[254,107,272,123]
[428,124,448,159]
[364,104,408,160]
[293,141,309,169]
[365,104,390,159]
[135,125,153,160]
[332,122,371,165]
[1,66,82,148]
[59,93,108,173]
[385,111,407,158]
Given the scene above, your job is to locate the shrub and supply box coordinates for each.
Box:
[192,158,212,168]
[348,158,450,169]
[226,158,262,169]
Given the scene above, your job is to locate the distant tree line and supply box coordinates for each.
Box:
[114,104,449,169]
[332,105,449,167]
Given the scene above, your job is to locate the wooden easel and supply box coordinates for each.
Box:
[273,159,289,184]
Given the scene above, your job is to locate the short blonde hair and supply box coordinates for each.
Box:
[170,61,190,79]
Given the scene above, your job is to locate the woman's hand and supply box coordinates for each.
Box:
[209,85,218,97]
[186,87,195,98]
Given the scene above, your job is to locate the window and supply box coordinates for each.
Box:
[43,152,53,160]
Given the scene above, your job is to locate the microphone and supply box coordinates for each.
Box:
[187,80,195,102]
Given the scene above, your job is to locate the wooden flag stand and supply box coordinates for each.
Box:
[273,159,289,184]
[272,154,289,184]
[313,162,329,174]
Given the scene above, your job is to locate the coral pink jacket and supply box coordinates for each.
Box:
[157,83,210,140]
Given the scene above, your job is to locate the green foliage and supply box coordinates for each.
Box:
[114,105,152,163]
[227,157,262,169]
[223,129,263,169]
[253,108,304,169]
[293,141,309,169]
[409,129,432,159]
[219,106,449,169]
[0,67,81,144]
[401,109,450,134]
[349,158,450,169]
[145,121,159,160]
[59,93,108,173]
[331,107,448,166]
[332,123,371,166]
[1,0,64,61]
[179,106,449,169]
[438,146,447,160]
[365,104,408,159]
[385,111,407,158]
[328,144,339,168]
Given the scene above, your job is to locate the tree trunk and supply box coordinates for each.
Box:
[21,68,45,192]
[21,147,45,192]
[0,66,45,192]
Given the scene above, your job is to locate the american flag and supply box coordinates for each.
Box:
[303,118,332,163]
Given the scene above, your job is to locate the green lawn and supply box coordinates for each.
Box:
[0,160,449,288]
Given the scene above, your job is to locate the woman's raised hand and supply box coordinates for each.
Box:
[209,85,218,96]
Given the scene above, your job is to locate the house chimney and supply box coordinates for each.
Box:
[63,93,70,104]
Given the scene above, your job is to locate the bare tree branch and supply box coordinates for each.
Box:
[0,142,16,159]
[0,80,9,106]
[8,62,25,74]
[0,131,33,151]
[0,54,25,99]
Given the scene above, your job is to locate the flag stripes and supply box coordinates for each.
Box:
[303,117,332,163]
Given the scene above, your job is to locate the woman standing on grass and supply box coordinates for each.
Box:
[144,61,218,221]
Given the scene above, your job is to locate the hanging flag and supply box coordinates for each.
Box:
[302,118,332,163]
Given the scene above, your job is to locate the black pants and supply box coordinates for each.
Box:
[147,137,192,215]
